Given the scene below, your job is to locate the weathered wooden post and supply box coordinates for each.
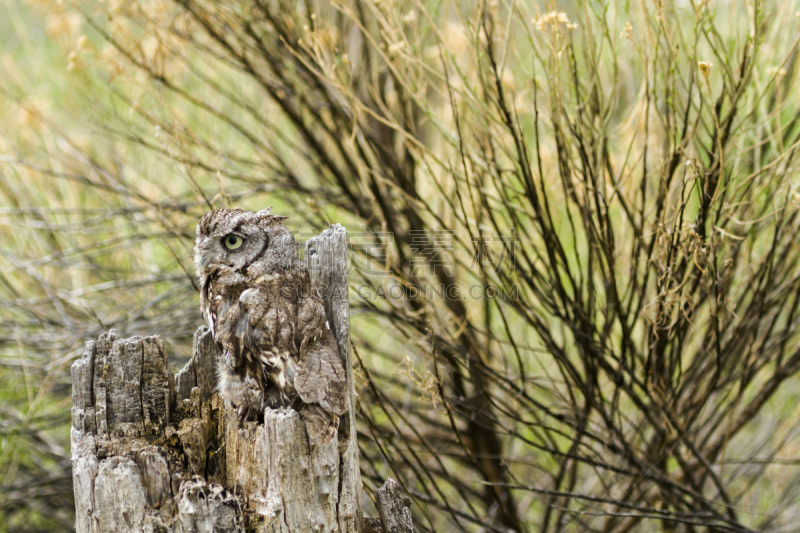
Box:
[70,224,412,532]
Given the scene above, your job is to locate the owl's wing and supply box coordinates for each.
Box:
[295,290,327,353]
[294,329,349,416]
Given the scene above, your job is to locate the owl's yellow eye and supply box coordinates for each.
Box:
[223,234,244,250]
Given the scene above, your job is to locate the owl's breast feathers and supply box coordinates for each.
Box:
[204,267,349,419]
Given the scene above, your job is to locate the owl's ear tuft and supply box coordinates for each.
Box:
[257,208,288,222]
[197,211,215,236]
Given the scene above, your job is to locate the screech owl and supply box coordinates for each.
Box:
[193,208,349,442]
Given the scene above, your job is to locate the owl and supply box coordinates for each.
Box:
[193,208,349,442]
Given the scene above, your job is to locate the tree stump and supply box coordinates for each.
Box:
[70,224,410,533]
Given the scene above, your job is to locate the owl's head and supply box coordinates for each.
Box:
[193,208,297,278]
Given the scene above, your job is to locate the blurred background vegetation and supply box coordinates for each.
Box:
[2,0,800,531]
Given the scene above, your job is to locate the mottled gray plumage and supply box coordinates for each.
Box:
[193,208,348,441]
